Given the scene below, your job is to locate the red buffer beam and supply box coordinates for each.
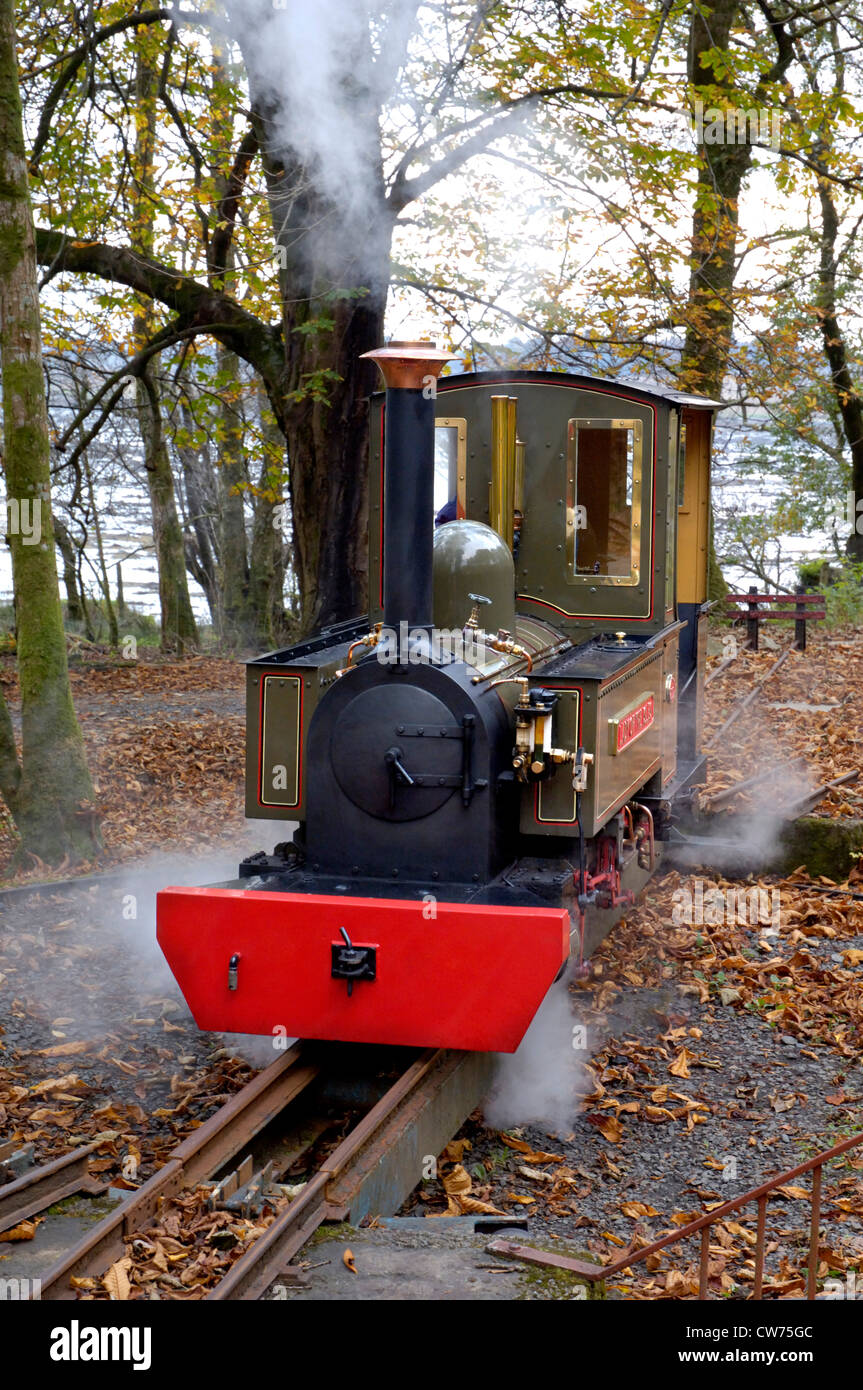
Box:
[157,887,570,1054]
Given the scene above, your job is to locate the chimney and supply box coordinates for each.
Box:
[361,341,454,639]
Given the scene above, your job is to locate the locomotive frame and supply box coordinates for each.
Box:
[158,346,718,1055]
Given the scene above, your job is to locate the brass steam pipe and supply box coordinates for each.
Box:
[490,396,507,544]
[506,397,517,542]
[514,437,525,539]
[488,676,530,695]
[471,635,571,686]
[346,622,382,665]
[489,395,517,550]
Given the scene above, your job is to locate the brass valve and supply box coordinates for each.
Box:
[488,631,533,669]
[464,593,491,630]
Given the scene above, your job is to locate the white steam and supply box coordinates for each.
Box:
[482,977,587,1135]
[221,0,414,283]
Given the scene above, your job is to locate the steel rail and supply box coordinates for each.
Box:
[779,880,863,905]
[35,1044,320,1300]
[703,644,793,750]
[783,768,861,819]
[0,1143,104,1231]
[206,1048,446,1301]
[0,868,134,901]
[702,756,807,811]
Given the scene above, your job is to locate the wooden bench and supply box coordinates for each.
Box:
[725,586,825,651]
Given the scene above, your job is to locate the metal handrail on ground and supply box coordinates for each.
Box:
[490,1129,863,1300]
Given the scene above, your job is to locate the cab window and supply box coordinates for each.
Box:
[566,418,643,584]
[433,418,466,523]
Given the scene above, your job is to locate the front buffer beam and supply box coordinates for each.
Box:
[157,886,570,1054]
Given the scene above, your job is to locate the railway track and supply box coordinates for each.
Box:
[6,1042,489,1302]
[0,867,139,902]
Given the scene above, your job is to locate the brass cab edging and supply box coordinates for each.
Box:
[565,417,643,587]
[435,417,467,518]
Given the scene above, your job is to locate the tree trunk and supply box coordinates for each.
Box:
[136,369,198,651]
[131,40,198,651]
[0,683,20,818]
[72,371,118,647]
[679,1,794,601]
[176,395,219,623]
[249,385,288,646]
[679,0,750,603]
[0,0,99,861]
[815,176,863,564]
[216,347,254,647]
[280,290,385,631]
[247,41,392,631]
[53,515,84,624]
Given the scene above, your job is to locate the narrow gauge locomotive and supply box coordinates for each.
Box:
[158,342,718,1052]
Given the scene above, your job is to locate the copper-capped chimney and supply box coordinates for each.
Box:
[361,340,454,639]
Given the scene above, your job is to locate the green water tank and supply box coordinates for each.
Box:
[432,520,516,634]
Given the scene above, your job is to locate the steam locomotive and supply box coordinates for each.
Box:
[158,343,717,1052]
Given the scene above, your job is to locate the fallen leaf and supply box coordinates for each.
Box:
[343,1249,357,1275]
[518,1165,555,1184]
[621,1202,659,1219]
[29,1073,89,1096]
[592,1115,624,1144]
[442,1139,471,1163]
[32,1040,91,1058]
[0,1219,41,1242]
[441,1163,473,1198]
[103,1257,132,1300]
[457,1196,506,1216]
[769,1094,796,1114]
[669,1049,693,1079]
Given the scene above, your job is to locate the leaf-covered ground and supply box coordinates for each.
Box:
[700,626,863,818]
[0,653,247,880]
[409,626,863,1297]
[0,882,258,1186]
[414,868,863,1298]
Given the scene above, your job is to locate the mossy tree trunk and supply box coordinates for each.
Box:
[131,40,197,652]
[0,0,99,862]
[0,684,20,819]
[815,174,863,565]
